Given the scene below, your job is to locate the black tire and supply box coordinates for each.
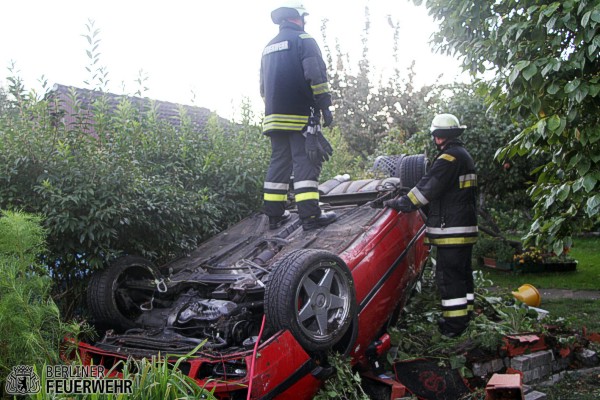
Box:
[87,255,160,331]
[265,249,357,352]
[398,154,428,188]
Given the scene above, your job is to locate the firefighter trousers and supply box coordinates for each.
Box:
[435,245,475,333]
[263,132,322,220]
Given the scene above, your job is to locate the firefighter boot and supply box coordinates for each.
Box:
[437,317,469,338]
[269,210,291,230]
[302,211,337,231]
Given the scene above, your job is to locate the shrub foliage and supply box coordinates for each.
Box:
[0,77,270,315]
[418,0,600,252]
[0,210,78,385]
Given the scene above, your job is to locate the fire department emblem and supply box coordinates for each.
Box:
[5,365,41,395]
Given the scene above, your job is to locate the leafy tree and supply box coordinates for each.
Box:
[438,85,540,208]
[321,8,430,159]
[375,83,542,233]
[417,0,600,253]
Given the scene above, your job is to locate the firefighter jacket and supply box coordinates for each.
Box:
[393,140,478,247]
[260,21,332,135]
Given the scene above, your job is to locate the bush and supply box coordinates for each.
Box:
[472,235,517,263]
[0,210,78,386]
[0,78,270,317]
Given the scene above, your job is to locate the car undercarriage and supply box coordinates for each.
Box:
[80,154,431,399]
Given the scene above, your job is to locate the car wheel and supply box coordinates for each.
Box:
[265,249,357,352]
[87,255,160,331]
[398,154,428,188]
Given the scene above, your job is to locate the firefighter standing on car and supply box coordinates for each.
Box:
[260,1,337,231]
[385,114,478,337]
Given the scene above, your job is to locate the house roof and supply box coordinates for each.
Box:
[48,83,229,131]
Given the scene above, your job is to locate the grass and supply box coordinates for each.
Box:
[475,236,600,333]
[541,299,600,332]
[475,236,600,291]
[31,343,218,400]
[475,236,600,399]
[535,370,600,399]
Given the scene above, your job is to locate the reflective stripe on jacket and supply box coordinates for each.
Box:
[401,140,478,247]
[260,21,332,135]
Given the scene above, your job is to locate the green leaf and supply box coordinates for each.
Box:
[541,59,560,77]
[586,194,600,216]
[574,83,590,103]
[508,68,520,85]
[567,152,583,169]
[591,10,600,23]
[583,174,598,192]
[450,355,466,369]
[523,64,538,80]
[543,2,560,17]
[546,15,558,31]
[530,97,541,114]
[552,238,564,256]
[536,118,547,135]
[495,147,509,161]
[557,117,567,135]
[589,85,600,97]
[589,126,600,144]
[565,79,581,93]
[547,82,560,94]
[577,158,591,176]
[557,184,570,201]
[547,115,561,131]
[515,60,531,71]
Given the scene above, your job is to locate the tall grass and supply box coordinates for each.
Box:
[0,210,79,388]
[31,350,219,400]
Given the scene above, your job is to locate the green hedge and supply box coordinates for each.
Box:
[0,82,270,315]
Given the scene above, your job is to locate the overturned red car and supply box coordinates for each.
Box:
[78,154,430,399]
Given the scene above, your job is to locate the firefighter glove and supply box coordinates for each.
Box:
[322,108,334,127]
[305,112,333,164]
[384,197,414,212]
[317,131,333,161]
[305,131,325,164]
[383,199,406,212]
[383,199,400,210]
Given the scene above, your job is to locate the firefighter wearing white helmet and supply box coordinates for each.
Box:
[430,113,467,139]
[271,1,309,24]
[260,1,337,231]
[385,113,478,337]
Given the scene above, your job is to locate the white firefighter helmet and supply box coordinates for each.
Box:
[271,1,309,24]
[429,113,467,138]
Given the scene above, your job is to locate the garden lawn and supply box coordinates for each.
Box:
[534,369,600,400]
[539,299,600,332]
[475,236,600,291]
